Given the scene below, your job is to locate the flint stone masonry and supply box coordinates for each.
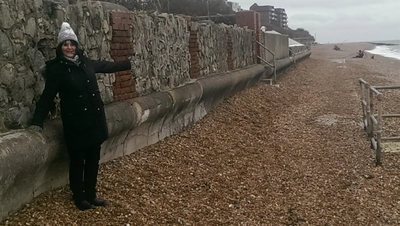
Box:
[0,1,255,132]
[193,21,254,78]
[196,21,229,77]
[129,12,191,96]
[0,0,129,131]
[228,26,254,69]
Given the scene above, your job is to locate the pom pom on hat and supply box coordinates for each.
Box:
[57,22,79,45]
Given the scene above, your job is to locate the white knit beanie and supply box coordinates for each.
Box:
[57,22,79,46]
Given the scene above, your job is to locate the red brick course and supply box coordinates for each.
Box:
[226,28,234,70]
[110,12,137,102]
[188,20,201,79]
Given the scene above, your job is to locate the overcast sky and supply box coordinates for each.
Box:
[235,0,400,44]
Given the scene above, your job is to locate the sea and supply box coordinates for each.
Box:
[366,40,400,60]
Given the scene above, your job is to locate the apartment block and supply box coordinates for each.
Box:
[250,3,288,30]
[275,8,288,29]
[249,4,277,26]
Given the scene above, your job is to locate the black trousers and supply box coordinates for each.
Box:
[67,144,101,202]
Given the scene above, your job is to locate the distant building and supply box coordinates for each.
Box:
[249,4,277,25]
[228,1,242,12]
[293,38,313,50]
[250,3,288,30]
[275,8,288,29]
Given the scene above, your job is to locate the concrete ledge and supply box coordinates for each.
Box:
[0,64,265,221]
[276,50,312,73]
[0,121,69,220]
[259,50,311,82]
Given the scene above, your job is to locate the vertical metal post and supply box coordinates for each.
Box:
[368,84,374,137]
[365,83,373,138]
[273,54,276,81]
[376,93,383,166]
[360,81,366,127]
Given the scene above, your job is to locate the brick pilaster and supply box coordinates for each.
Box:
[187,18,201,79]
[110,12,137,102]
[226,28,234,70]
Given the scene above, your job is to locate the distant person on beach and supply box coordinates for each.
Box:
[29,22,132,211]
[353,50,364,58]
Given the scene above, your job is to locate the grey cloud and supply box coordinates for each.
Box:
[236,0,400,43]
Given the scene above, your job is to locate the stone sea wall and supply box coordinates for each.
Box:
[0,0,255,132]
[0,0,126,131]
[129,12,191,96]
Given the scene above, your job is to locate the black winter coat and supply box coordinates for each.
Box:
[31,50,131,150]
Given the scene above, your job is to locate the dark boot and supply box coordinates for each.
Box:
[88,197,107,206]
[74,200,95,211]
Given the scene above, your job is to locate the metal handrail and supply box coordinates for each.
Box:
[256,41,276,82]
[289,49,297,64]
[257,56,274,67]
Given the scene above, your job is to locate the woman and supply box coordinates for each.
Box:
[30,22,131,210]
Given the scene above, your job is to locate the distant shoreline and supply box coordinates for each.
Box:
[369,42,398,46]
[318,41,399,46]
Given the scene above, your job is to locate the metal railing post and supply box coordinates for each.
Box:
[376,93,383,166]
[359,79,368,129]
[358,78,392,166]
[368,84,374,137]
[256,41,276,83]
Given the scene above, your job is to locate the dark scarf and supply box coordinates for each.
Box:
[63,54,81,66]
